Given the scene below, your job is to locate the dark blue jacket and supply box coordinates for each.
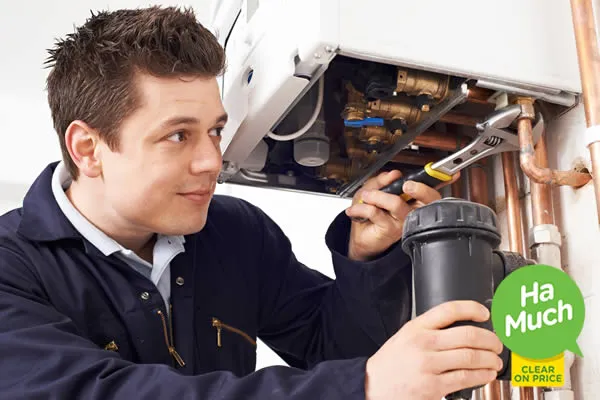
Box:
[0,163,412,399]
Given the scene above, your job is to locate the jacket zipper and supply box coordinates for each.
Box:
[157,306,185,367]
[104,340,119,352]
[212,317,257,348]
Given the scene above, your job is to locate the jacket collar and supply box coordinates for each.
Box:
[17,162,83,243]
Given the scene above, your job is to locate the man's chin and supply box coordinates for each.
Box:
[155,215,208,237]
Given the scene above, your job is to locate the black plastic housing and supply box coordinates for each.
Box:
[401,199,508,400]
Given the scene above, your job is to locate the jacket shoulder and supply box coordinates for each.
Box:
[0,208,42,288]
[208,194,267,227]
[0,208,27,254]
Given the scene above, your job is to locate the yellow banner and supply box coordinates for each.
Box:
[511,352,565,387]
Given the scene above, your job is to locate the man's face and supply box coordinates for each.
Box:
[98,73,226,236]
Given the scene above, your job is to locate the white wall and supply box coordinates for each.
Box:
[0,181,29,216]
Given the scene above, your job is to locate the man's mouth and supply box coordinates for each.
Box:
[178,188,214,203]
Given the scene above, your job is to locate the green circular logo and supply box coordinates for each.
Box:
[491,264,585,359]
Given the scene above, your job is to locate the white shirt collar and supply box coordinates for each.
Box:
[51,161,185,258]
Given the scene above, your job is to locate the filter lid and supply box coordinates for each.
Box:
[402,198,500,239]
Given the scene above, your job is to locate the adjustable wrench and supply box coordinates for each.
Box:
[375,104,544,200]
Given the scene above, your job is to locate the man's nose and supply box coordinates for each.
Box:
[189,137,223,176]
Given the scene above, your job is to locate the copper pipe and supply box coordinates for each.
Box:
[474,380,503,400]
[468,161,489,207]
[473,381,511,400]
[469,159,505,400]
[360,126,466,151]
[467,87,495,105]
[414,130,465,151]
[502,152,525,255]
[519,387,536,400]
[503,150,534,397]
[439,112,478,127]
[392,152,439,166]
[571,0,600,223]
[518,117,591,187]
[469,158,505,400]
[571,0,600,125]
[451,179,463,198]
[531,134,554,225]
[498,381,511,400]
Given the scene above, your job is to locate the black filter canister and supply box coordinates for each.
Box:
[401,198,502,399]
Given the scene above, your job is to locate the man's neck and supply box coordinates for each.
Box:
[66,180,156,263]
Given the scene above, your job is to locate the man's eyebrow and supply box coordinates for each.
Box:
[158,114,228,130]
[215,113,228,125]
[159,116,201,130]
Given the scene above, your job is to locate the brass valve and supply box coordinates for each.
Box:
[396,68,450,102]
[319,159,361,182]
[367,99,422,125]
[342,83,368,121]
[344,132,369,160]
[359,126,391,143]
[356,125,404,144]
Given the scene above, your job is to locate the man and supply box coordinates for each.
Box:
[0,6,503,400]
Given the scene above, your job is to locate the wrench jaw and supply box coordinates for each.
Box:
[431,107,545,176]
[475,104,522,131]
[483,111,545,149]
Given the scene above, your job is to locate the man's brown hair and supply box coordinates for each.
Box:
[45,6,226,178]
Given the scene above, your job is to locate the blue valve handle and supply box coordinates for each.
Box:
[344,118,385,128]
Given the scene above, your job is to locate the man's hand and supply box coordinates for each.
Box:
[365,301,503,400]
[345,170,457,261]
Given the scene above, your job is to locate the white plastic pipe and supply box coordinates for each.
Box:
[267,77,324,141]
[529,224,575,400]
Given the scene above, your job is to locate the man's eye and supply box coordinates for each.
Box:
[167,131,187,142]
[209,127,223,138]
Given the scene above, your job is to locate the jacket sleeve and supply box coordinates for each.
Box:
[254,206,413,368]
[0,247,367,400]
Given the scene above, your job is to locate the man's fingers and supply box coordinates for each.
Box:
[433,326,504,354]
[359,170,457,203]
[403,180,442,205]
[435,171,461,190]
[416,301,490,330]
[361,170,403,191]
[440,369,497,395]
[345,203,394,228]
[359,190,412,221]
[431,349,503,374]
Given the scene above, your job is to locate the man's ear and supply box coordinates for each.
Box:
[64,120,103,178]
